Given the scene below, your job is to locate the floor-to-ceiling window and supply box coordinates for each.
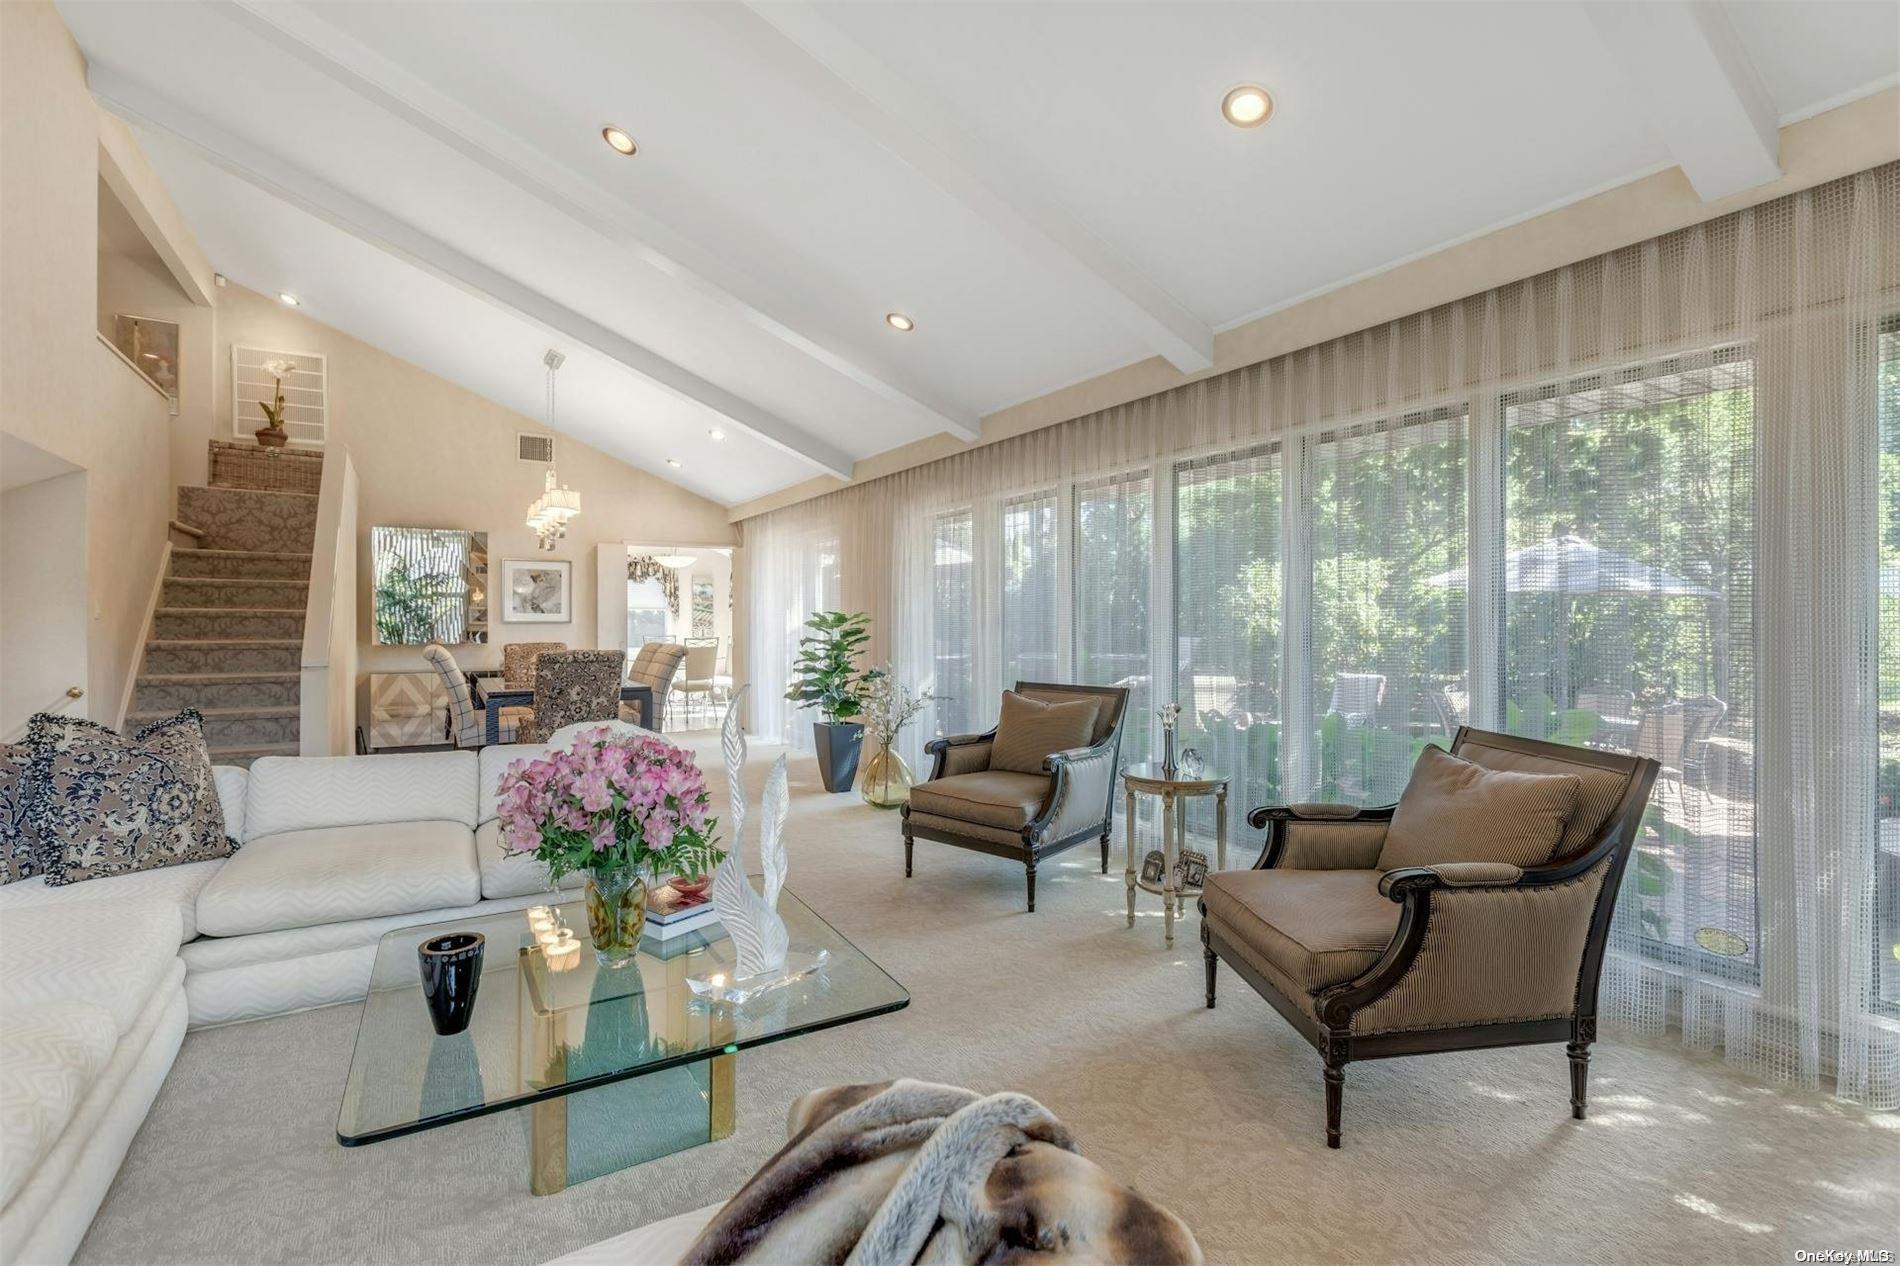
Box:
[1001,492,1060,686]
[1876,322,1900,1010]
[1504,355,1757,970]
[931,508,977,737]
[1175,444,1283,823]
[1074,472,1152,765]
[1307,410,1468,806]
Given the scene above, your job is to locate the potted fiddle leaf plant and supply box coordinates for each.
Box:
[785,610,871,792]
[254,357,298,448]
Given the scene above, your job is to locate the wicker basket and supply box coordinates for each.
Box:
[209,440,323,495]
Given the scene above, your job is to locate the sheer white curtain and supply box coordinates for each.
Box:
[742,164,1899,1106]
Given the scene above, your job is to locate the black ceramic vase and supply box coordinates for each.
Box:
[418,932,485,1036]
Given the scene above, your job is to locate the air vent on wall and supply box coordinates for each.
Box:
[517,432,555,464]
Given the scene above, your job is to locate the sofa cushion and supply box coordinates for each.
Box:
[0,1002,119,1207]
[1448,732,1634,854]
[1201,869,1399,993]
[211,764,248,842]
[1378,744,1581,870]
[243,751,478,841]
[0,899,182,1032]
[908,771,1050,831]
[990,692,1100,775]
[1,743,39,885]
[0,858,223,943]
[195,820,482,937]
[479,743,552,824]
[25,712,235,887]
[474,819,585,901]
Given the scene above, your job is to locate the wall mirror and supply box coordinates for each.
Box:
[371,527,489,645]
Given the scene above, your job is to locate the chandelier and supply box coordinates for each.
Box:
[526,349,581,551]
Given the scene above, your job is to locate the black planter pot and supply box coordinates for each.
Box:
[418,931,485,1036]
[813,721,864,793]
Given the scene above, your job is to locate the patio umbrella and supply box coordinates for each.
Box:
[1424,534,1716,597]
[1425,534,1724,710]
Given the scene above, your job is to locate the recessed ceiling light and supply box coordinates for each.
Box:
[707,429,726,441]
[885,312,914,332]
[278,292,301,306]
[666,458,682,468]
[1221,84,1273,129]
[601,126,638,156]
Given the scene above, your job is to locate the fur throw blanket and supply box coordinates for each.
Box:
[680,1079,1201,1265]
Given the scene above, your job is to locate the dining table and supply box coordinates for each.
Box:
[467,672,655,744]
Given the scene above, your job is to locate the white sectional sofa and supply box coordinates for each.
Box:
[0,741,591,1264]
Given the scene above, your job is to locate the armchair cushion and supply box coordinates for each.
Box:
[990,691,1101,775]
[908,771,1049,831]
[1201,869,1399,993]
[1377,745,1581,871]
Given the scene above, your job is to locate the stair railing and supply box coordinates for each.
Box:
[3,686,85,744]
[300,444,358,755]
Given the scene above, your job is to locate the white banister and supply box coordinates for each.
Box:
[299,445,358,755]
[3,687,85,744]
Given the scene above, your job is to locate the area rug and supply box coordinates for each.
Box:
[76,737,1898,1264]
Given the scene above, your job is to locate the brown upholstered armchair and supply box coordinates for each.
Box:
[1200,727,1659,1148]
[901,682,1129,912]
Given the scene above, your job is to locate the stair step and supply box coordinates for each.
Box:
[170,548,314,580]
[176,485,319,553]
[162,577,310,609]
[142,639,303,674]
[152,608,305,641]
[206,742,299,769]
[132,706,300,749]
[134,672,301,713]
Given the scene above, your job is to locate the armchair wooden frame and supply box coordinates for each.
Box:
[900,681,1129,912]
[1201,726,1660,1147]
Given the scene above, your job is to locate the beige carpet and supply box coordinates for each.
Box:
[77,738,1898,1265]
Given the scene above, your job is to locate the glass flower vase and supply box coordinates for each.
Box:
[585,866,647,967]
[860,743,913,808]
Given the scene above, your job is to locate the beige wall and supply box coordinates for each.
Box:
[0,466,89,737]
[0,3,175,725]
[170,282,737,707]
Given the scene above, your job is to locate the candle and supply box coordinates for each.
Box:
[545,936,581,972]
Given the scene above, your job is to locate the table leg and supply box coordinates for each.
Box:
[1162,789,1176,948]
[485,698,502,746]
[1216,782,1228,871]
[1124,787,1138,928]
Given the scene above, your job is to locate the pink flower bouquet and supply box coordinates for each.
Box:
[496,728,723,885]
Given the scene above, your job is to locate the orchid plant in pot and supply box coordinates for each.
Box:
[253,358,299,448]
[496,728,723,967]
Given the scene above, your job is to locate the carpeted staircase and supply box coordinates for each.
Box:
[129,462,320,767]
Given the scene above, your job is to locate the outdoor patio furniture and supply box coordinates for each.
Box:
[1326,673,1386,728]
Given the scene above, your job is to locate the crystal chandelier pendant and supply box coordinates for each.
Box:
[527,349,579,550]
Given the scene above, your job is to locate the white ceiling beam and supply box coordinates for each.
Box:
[1583,1,1781,202]
[88,66,856,480]
[737,1,1215,375]
[209,0,980,443]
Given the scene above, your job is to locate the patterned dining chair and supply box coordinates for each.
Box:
[423,643,528,747]
[502,641,567,690]
[526,650,627,744]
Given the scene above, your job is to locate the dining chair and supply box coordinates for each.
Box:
[525,651,627,744]
[677,638,720,722]
[502,641,567,690]
[423,643,527,747]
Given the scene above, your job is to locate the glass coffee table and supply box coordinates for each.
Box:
[337,887,908,1194]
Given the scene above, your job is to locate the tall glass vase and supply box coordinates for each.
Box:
[860,742,914,808]
[585,865,647,967]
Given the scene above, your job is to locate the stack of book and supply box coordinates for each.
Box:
[645,883,723,944]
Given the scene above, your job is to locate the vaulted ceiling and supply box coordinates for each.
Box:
[59,1,1898,506]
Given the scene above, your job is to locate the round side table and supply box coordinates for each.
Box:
[1121,762,1228,947]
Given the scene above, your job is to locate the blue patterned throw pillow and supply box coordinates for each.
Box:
[0,743,39,885]
[24,710,237,887]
